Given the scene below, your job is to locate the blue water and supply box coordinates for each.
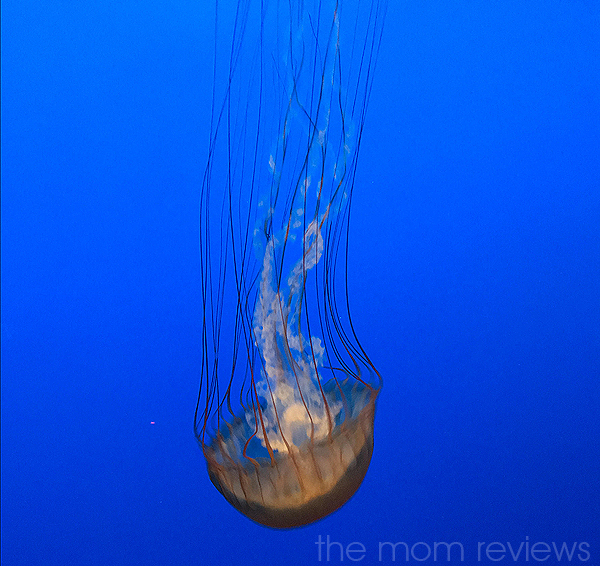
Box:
[2,1,599,565]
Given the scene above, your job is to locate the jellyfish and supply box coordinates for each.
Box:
[194,0,386,529]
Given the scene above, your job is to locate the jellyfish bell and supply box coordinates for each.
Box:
[205,380,378,529]
[195,0,385,529]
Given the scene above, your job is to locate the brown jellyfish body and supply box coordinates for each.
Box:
[195,0,385,529]
[206,380,378,529]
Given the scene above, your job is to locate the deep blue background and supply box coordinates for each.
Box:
[2,1,599,565]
